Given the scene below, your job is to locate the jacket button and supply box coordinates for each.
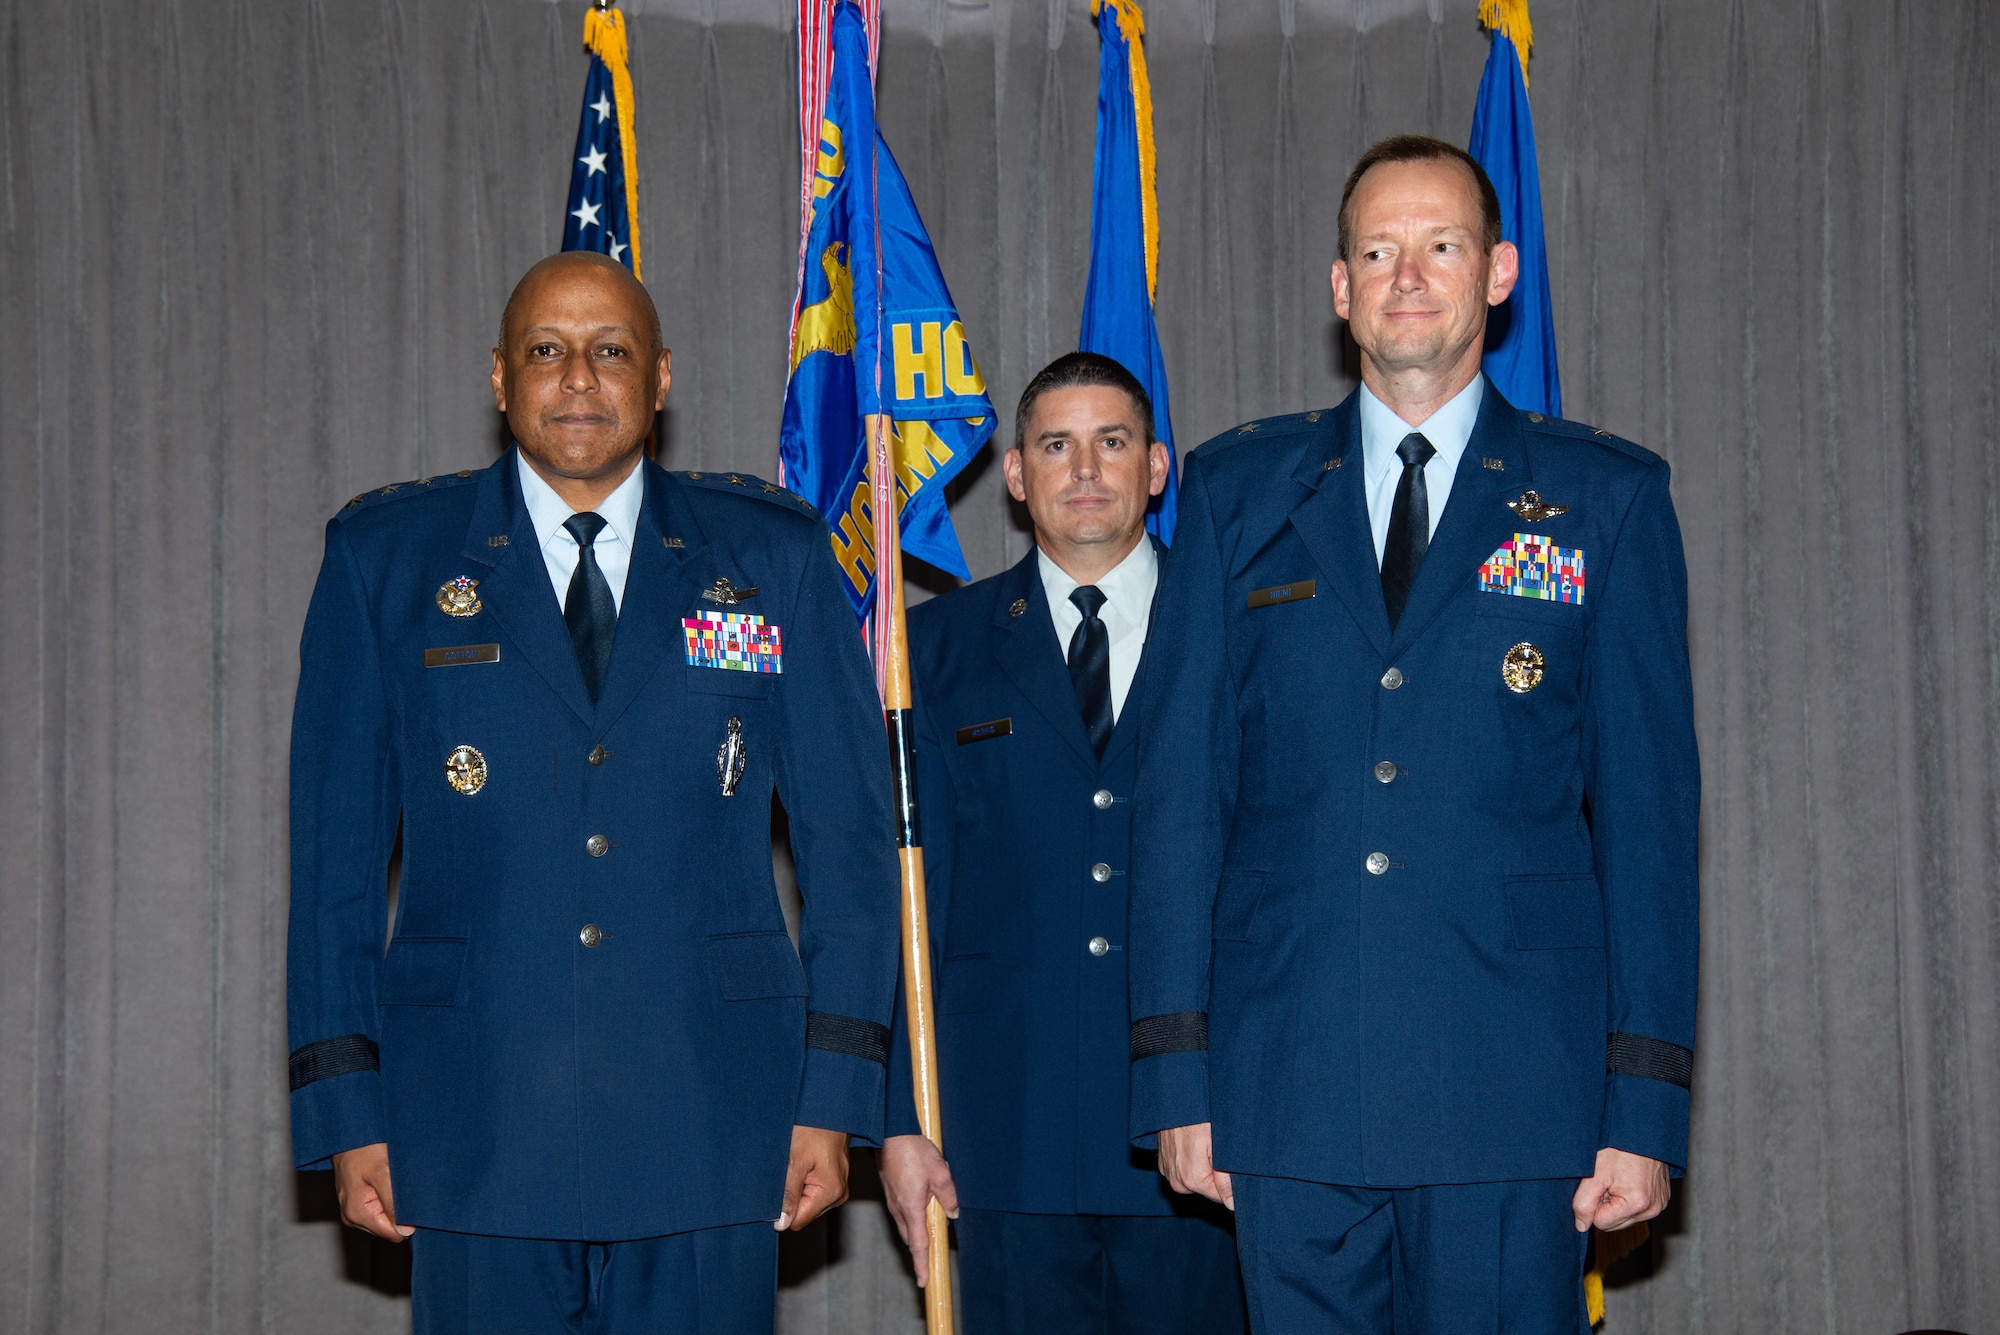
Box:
[1091,862,1112,883]
[1365,852,1389,875]
[1088,936,1110,957]
[1381,666,1404,690]
[1093,789,1114,810]
[586,834,609,857]
[588,745,606,766]
[579,923,603,948]
[1374,761,1399,784]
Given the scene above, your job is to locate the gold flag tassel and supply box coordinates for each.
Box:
[583,1,643,278]
[1090,0,1161,302]
[1585,1221,1649,1325]
[1478,0,1534,88]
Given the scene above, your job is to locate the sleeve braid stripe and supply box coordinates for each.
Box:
[288,1034,380,1092]
[1605,1032,1693,1090]
[805,1011,890,1066]
[1130,1011,1208,1060]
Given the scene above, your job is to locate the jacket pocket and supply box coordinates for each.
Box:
[377,936,470,1006]
[705,930,808,1001]
[1503,873,1605,950]
[939,953,993,1015]
[1211,871,1269,943]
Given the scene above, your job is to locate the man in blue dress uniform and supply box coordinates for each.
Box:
[286,253,899,1334]
[1130,137,1700,1333]
[880,353,1246,1334]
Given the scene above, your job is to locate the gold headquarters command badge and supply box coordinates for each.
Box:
[436,576,483,617]
[444,745,488,794]
[1502,643,1546,694]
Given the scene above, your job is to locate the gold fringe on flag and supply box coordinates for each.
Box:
[1478,0,1534,88]
[1585,1221,1648,1326]
[1091,0,1159,303]
[583,4,643,279]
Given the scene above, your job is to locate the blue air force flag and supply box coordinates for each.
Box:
[1081,0,1177,545]
[1468,1,1559,417]
[779,0,995,623]
[562,5,641,274]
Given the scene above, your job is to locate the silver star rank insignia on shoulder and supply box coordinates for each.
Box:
[701,577,757,606]
[1505,490,1571,523]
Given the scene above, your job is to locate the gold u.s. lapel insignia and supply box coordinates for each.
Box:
[1505,490,1570,523]
[701,577,757,606]
[435,576,483,617]
[444,744,488,794]
[1502,643,1546,694]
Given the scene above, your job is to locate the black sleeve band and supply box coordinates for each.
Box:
[1130,1011,1209,1060]
[1606,1032,1693,1090]
[289,1034,380,1092]
[805,1011,890,1066]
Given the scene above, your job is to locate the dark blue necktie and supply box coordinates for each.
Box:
[1067,585,1114,760]
[1380,432,1436,631]
[563,511,617,701]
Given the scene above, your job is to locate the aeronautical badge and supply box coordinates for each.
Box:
[435,575,483,617]
[717,716,746,796]
[683,613,783,674]
[444,744,488,794]
[1502,643,1546,694]
[1479,534,1585,605]
[700,577,757,606]
[1506,489,1570,522]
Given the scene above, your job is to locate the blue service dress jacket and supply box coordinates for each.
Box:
[286,449,899,1241]
[1129,383,1700,1188]
[887,548,1180,1215]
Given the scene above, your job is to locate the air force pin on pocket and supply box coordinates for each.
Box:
[684,613,783,673]
[1479,534,1585,605]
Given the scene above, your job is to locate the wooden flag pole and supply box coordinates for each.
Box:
[869,415,955,1334]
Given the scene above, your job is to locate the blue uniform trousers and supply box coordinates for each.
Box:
[1230,1174,1589,1335]
[410,1223,777,1335]
[956,1206,1246,1335]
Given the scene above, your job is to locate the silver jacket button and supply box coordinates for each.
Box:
[579,923,603,948]
[1365,852,1390,875]
[1374,761,1399,784]
[1088,936,1110,957]
[1381,666,1404,689]
[1093,789,1114,810]
[586,834,609,857]
[1090,862,1112,883]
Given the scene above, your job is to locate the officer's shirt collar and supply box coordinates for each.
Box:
[515,447,645,613]
[1358,373,1484,562]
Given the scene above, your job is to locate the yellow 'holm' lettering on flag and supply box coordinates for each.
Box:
[812,119,845,206]
[824,420,974,601]
[892,321,986,401]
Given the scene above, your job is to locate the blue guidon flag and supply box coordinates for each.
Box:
[1082,0,1176,545]
[1468,0,1558,417]
[779,0,995,629]
[562,4,641,275]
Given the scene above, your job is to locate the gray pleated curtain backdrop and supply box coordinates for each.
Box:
[2,0,1995,1331]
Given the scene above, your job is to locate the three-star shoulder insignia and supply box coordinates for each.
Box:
[677,469,815,517]
[335,467,483,520]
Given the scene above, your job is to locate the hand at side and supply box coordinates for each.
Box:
[879,1134,960,1286]
[1158,1122,1234,1209]
[332,1142,414,1242]
[777,1125,851,1232]
[1572,1147,1670,1232]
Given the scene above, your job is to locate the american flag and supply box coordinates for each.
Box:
[563,3,640,276]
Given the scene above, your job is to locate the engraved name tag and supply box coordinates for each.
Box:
[1247,580,1317,610]
[424,643,501,668]
[955,718,1013,746]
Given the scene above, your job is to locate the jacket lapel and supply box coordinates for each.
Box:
[991,552,1100,772]
[593,462,712,739]
[1385,385,1534,656]
[461,450,597,729]
[1285,395,1392,658]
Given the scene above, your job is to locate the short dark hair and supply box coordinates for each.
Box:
[1337,134,1503,261]
[1012,351,1155,451]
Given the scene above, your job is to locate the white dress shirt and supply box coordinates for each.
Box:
[1359,375,1485,567]
[516,451,645,613]
[1038,536,1159,725]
